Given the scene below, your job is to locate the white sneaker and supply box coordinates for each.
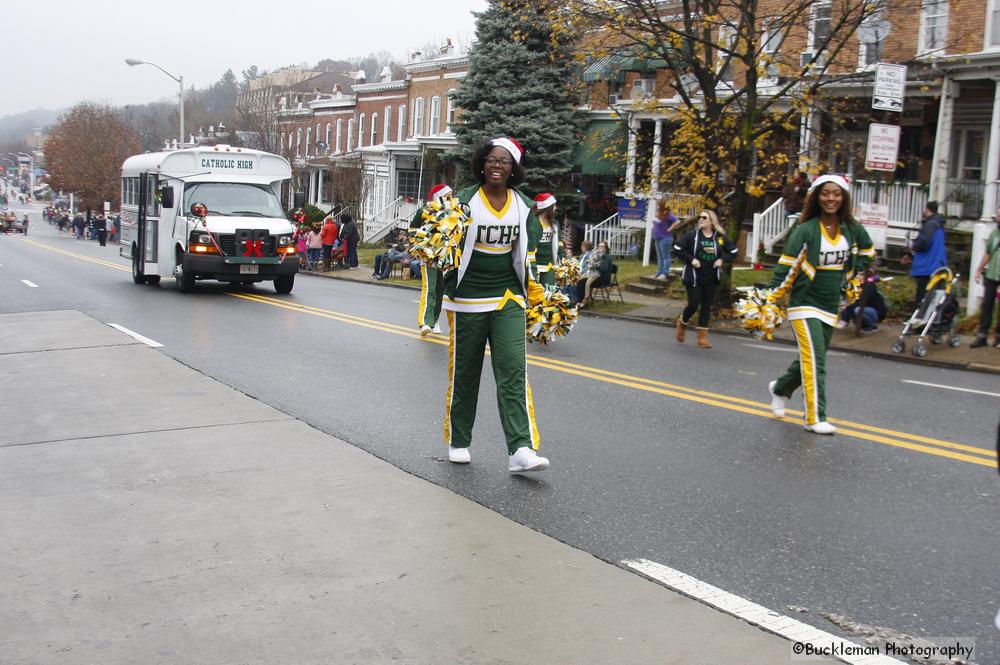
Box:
[432,322,442,334]
[420,324,432,337]
[656,273,668,281]
[448,446,471,463]
[804,421,837,435]
[508,446,549,473]
[768,381,786,418]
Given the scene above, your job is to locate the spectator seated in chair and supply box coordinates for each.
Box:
[372,230,411,280]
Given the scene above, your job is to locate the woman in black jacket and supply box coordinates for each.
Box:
[673,210,737,348]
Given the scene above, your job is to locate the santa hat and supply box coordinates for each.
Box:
[428,184,452,201]
[490,137,524,164]
[809,174,851,193]
[534,192,556,210]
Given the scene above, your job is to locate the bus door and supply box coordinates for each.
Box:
[136,172,159,270]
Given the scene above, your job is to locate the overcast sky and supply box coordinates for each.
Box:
[4,0,487,117]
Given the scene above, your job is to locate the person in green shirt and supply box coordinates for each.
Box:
[971,209,1000,348]
[531,192,564,289]
[767,174,875,435]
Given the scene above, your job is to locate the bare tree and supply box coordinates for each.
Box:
[234,99,284,155]
[46,103,141,209]
[330,155,373,221]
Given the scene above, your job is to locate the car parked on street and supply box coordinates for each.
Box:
[2,210,25,233]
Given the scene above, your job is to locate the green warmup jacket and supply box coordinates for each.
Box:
[531,219,564,273]
[768,217,875,326]
[440,185,541,313]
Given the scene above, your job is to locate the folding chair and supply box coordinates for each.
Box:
[592,264,624,304]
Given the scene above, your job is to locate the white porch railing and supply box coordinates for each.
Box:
[852,180,926,228]
[584,212,640,257]
[363,196,420,243]
[749,197,792,260]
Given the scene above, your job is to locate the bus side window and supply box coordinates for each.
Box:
[159,186,174,209]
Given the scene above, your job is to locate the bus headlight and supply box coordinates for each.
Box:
[277,234,292,247]
[197,234,212,244]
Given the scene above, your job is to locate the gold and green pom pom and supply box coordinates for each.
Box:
[526,289,578,345]
[407,196,470,273]
[735,288,784,340]
[554,257,582,288]
[841,273,863,306]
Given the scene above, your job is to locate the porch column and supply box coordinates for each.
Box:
[930,76,956,202]
[643,119,663,267]
[797,108,820,172]
[625,115,639,193]
[980,76,1000,220]
[317,168,325,207]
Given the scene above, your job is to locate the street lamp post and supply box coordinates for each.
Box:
[125,58,184,146]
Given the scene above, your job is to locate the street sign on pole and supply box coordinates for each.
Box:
[857,202,890,250]
[865,123,901,172]
[872,63,907,112]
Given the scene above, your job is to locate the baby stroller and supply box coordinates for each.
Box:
[891,267,961,357]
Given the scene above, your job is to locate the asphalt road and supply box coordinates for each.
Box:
[4,203,999,662]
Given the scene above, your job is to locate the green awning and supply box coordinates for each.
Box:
[572,120,626,175]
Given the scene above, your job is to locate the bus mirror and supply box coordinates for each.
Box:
[190,202,208,219]
[158,186,174,208]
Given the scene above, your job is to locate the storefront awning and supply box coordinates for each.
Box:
[572,120,626,175]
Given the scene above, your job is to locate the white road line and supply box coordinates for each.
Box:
[901,379,1000,398]
[107,323,164,348]
[21,279,38,288]
[622,558,906,665]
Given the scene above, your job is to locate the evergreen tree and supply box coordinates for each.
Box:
[450,0,581,195]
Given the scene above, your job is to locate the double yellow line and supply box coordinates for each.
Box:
[233,292,996,469]
[19,236,996,469]
[22,237,131,273]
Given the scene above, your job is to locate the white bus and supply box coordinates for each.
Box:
[120,145,298,293]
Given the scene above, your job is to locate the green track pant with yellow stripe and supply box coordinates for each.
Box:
[418,267,444,328]
[773,317,833,425]
[445,301,540,454]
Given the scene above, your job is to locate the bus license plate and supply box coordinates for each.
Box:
[239,264,259,275]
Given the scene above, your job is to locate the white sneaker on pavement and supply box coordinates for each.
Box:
[508,446,549,473]
[804,421,837,435]
[420,324,432,337]
[432,322,442,334]
[448,446,471,463]
[768,381,786,418]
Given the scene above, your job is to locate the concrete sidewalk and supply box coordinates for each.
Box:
[308,267,1000,374]
[0,310,834,665]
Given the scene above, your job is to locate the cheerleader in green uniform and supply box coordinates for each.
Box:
[531,192,564,290]
[442,137,549,473]
[767,175,875,434]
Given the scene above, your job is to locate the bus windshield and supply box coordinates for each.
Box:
[184,182,285,218]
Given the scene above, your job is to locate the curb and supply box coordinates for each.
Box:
[301,270,1000,375]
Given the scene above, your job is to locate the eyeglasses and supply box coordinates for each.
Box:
[485,157,513,168]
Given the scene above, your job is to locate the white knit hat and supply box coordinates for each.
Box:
[808,174,851,193]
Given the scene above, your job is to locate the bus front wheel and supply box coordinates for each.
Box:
[175,251,195,293]
[274,273,294,294]
[131,246,144,284]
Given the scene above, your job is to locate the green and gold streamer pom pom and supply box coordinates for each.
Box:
[526,289,578,345]
[554,257,582,288]
[408,196,470,273]
[841,273,863,306]
[735,288,784,340]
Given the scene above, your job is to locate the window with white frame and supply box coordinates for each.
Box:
[919,0,948,54]
[761,18,781,78]
[288,132,293,151]
[808,0,832,55]
[358,113,365,148]
[413,97,425,137]
[858,9,889,67]
[335,119,343,153]
[991,0,1000,48]
[371,112,378,145]
[717,25,736,81]
[347,119,355,152]
[384,106,392,142]
[305,127,311,157]
[296,128,302,157]
[398,104,407,139]
[446,90,456,132]
[325,124,331,152]
[316,123,321,151]
[429,96,441,135]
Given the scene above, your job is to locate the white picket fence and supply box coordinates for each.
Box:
[363,196,420,243]
[583,212,636,257]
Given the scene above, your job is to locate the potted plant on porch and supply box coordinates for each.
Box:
[944,188,972,218]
